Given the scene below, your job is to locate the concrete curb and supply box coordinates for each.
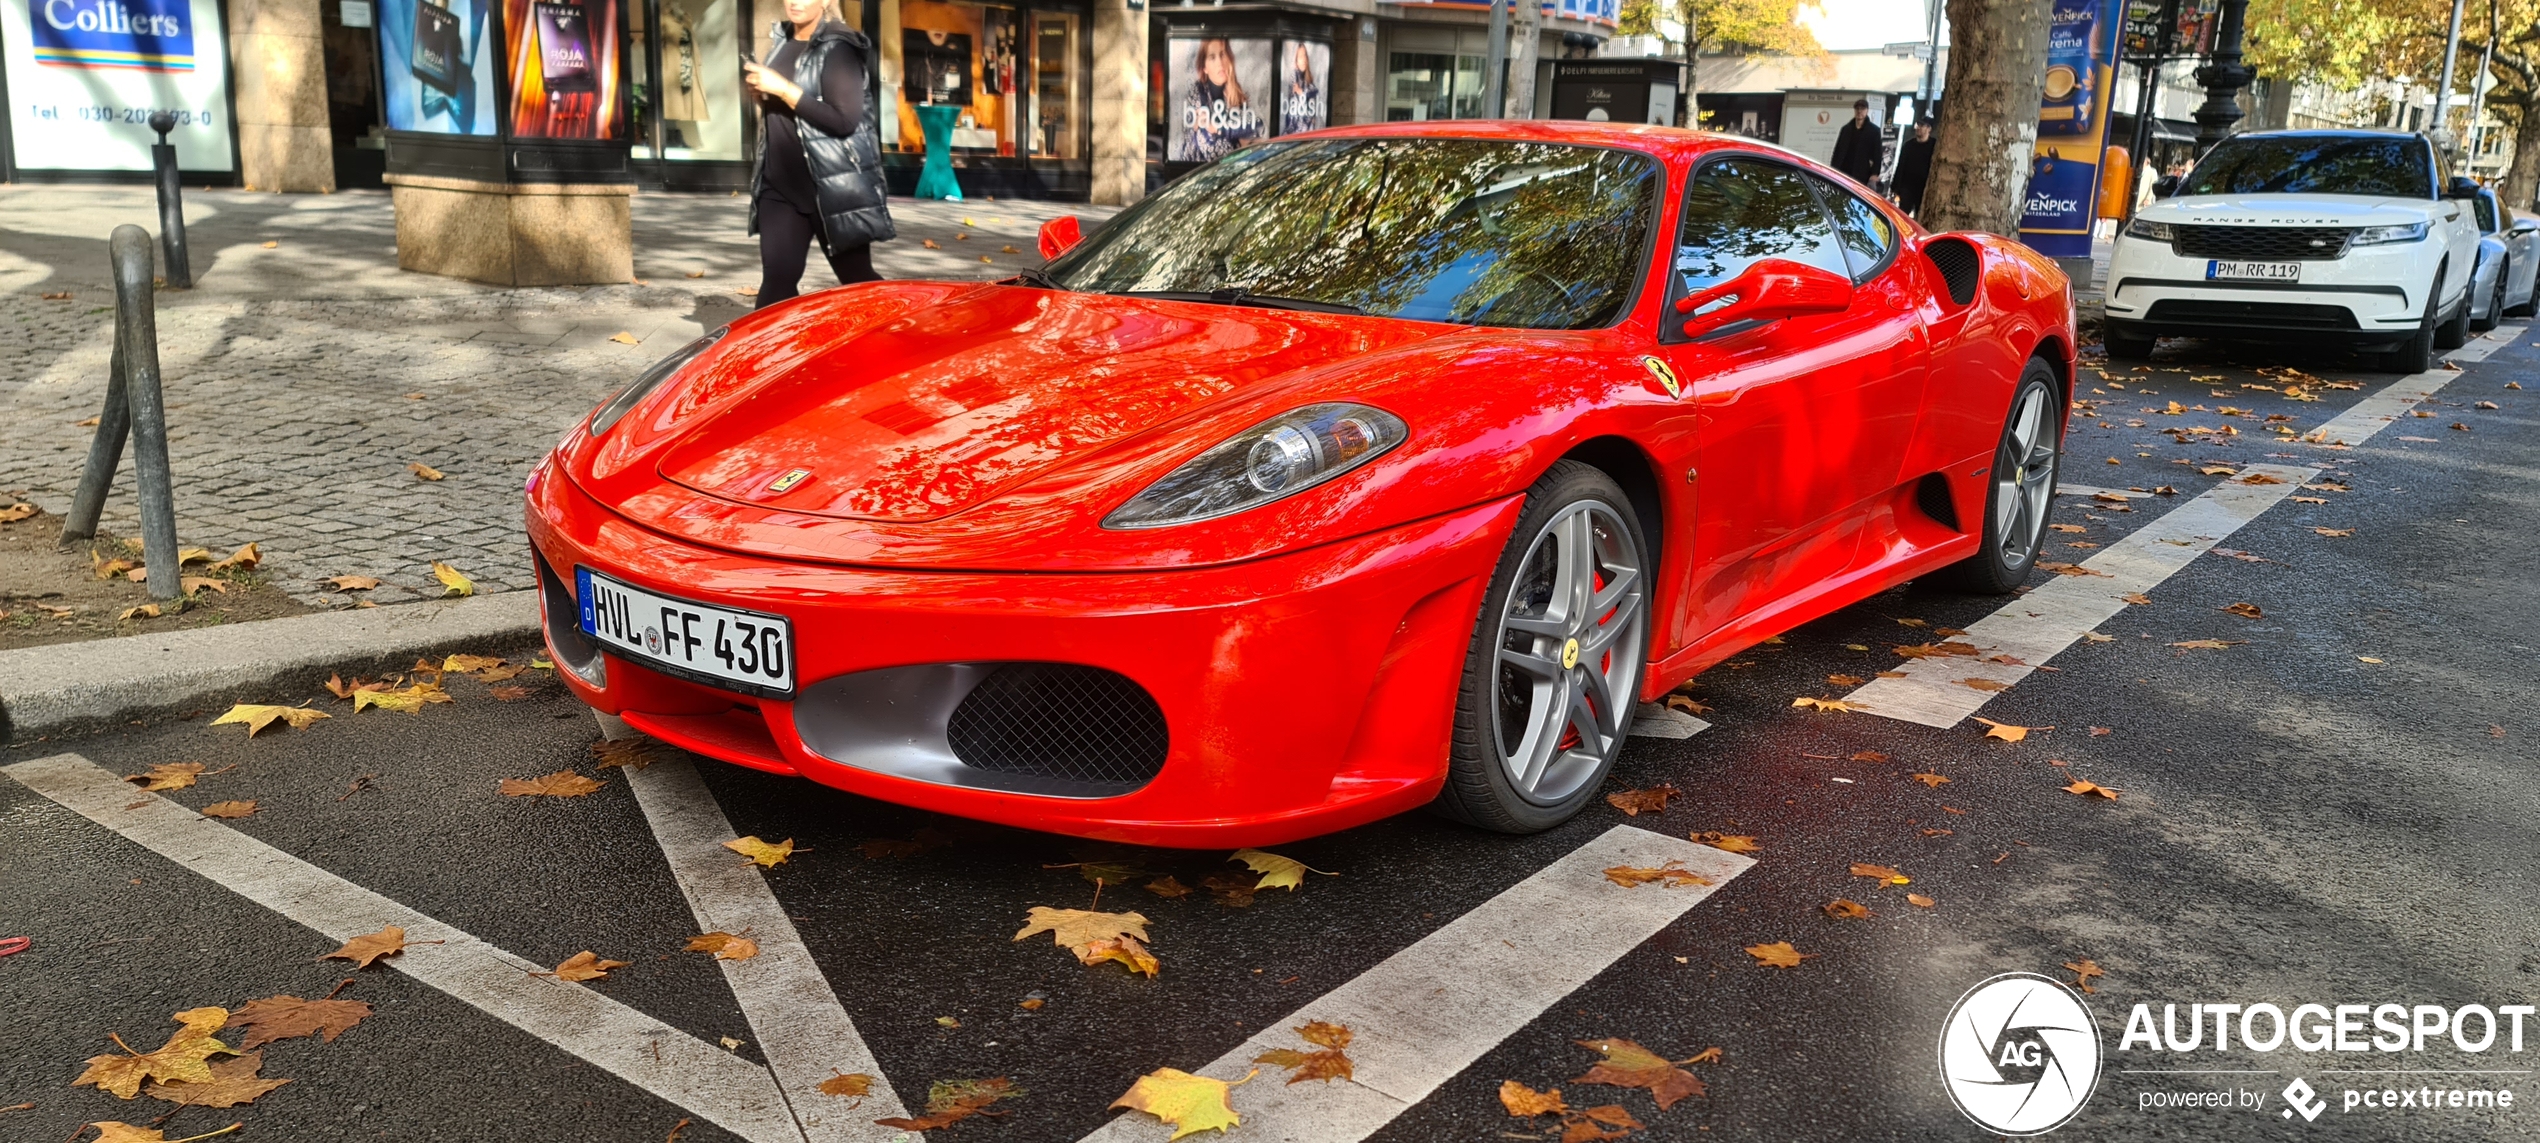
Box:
[0,590,541,741]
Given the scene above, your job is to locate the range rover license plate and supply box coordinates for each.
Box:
[576,567,794,695]
[2207,260,2300,282]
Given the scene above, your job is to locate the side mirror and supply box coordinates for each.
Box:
[1670,258,1854,340]
[2512,217,2539,235]
[2150,175,2181,199]
[2446,176,2482,200]
[1037,215,1084,261]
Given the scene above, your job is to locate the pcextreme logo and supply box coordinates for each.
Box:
[1938,973,2103,1136]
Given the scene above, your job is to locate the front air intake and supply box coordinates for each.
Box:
[1924,237,1981,307]
[946,664,1169,786]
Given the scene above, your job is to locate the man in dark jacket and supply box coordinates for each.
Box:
[1828,98,1884,187]
[1891,118,1936,216]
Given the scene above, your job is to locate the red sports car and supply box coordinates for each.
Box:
[526,121,2073,847]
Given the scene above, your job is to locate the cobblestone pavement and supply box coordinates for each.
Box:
[0,186,1112,604]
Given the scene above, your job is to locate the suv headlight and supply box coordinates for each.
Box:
[589,328,728,436]
[2124,217,2174,242]
[2353,221,2431,246]
[1103,403,1408,529]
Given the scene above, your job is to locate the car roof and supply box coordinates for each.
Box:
[2221,128,2426,142]
[1275,118,1768,162]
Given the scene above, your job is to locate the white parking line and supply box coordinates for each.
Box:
[1628,701,1711,739]
[1,752,812,1143]
[1840,328,2520,729]
[604,715,914,1139]
[1076,824,1752,1143]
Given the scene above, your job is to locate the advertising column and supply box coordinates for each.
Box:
[0,0,237,173]
[2017,0,2124,259]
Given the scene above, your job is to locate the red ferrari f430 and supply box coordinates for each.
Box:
[525,121,2075,846]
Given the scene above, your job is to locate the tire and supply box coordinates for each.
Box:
[2384,292,2437,373]
[1433,460,1653,834]
[1932,360,2062,595]
[2436,272,2471,350]
[2472,268,2504,332]
[2102,327,2156,360]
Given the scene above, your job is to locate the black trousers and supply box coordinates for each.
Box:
[757,193,877,307]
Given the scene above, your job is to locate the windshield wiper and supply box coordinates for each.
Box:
[1109,288,1365,316]
[1009,266,1067,292]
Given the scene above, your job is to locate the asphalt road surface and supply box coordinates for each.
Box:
[3,329,2534,1143]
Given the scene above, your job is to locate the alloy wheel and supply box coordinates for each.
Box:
[1996,384,2057,568]
[1490,500,1647,805]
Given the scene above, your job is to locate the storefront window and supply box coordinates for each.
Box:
[1031,12,1077,158]
[630,0,743,160]
[1385,51,1485,122]
[894,0,1023,155]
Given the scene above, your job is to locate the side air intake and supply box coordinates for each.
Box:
[1924,237,1981,307]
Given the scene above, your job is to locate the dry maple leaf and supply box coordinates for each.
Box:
[1255,1021,1354,1084]
[2168,639,2244,650]
[1082,935,1162,976]
[208,543,259,572]
[325,575,380,591]
[1908,893,1937,907]
[1852,750,1890,763]
[126,763,205,792]
[1110,1068,1245,1139]
[1849,862,1910,885]
[684,932,761,961]
[1896,641,1981,659]
[0,502,33,523]
[353,682,454,714]
[1972,717,2033,743]
[142,1050,289,1108]
[1015,907,1158,975]
[2035,561,2110,577]
[74,1008,232,1099]
[1690,831,1760,854]
[2222,602,2263,619]
[1573,1037,1707,1108]
[820,1072,873,1097]
[2064,779,2120,800]
[1744,941,1816,969]
[1146,875,1193,898]
[1604,784,1680,815]
[878,1077,1026,1130]
[1229,848,1331,891]
[408,462,445,481]
[489,685,533,701]
[500,769,604,798]
[1601,862,1711,889]
[1663,694,1710,716]
[209,703,328,736]
[723,836,795,867]
[1560,1105,1646,1141]
[119,604,161,621]
[2065,958,2106,993]
[181,576,226,596]
[2120,592,2154,605]
[87,1125,245,1143]
[231,993,370,1049]
[431,561,475,596]
[1909,772,1950,788]
[323,926,408,968]
[442,653,504,673]
[1956,677,2010,692]
[590,738,662,770]
[1822,898,1871,919]
[550,951,628,981]
[1499,1079,1569,1117]
[1825,673,1867,687]
[199,801,256,819]
[1790,696,1856,712]
[2313,527,2355,538]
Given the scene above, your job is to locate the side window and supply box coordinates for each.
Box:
[1672,157,1851,295]
[1811,175,1898,280]
[2475,193,2499,232]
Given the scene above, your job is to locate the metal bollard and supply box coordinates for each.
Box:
[60,226,182,600]
[148,111,191,290]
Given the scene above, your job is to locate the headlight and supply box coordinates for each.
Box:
[1103,403,1408,529]
[588,328,728,436]
[2124,217,2174,242]
[2353,221,2430,246]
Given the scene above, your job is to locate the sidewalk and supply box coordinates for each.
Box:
[0,187,1112,605]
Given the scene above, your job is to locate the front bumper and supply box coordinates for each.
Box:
[2103,232,2434,345]
[525,463,1519,847]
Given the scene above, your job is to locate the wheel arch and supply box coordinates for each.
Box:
[1556,435,1666,571]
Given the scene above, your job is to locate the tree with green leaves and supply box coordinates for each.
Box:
[1921,0,2053,233]
[1616,0,1824,126]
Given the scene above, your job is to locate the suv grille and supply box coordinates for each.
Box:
[946,665,1168,787]
[2144,299,2359,330]
[2173,224,2354,261]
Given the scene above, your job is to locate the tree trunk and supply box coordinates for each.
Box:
[2504,103,2540,210]
[1507,0,1543,118]
[1921,0,2051,234]
[1677,0,1699,127]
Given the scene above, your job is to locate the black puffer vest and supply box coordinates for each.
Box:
[748,22,895,249]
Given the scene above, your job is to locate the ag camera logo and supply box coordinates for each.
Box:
[1940,972,2103,1135]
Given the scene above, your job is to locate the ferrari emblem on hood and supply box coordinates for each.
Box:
[767,468,813,494]
[1640,355,1682,399]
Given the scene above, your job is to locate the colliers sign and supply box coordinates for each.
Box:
[0,0,236,171]
[32,0,196,69]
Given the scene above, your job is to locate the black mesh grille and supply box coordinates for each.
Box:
[2144,299,2359,330]
[2173,225,2354,261]
[947,665,1168,786]
[1924,238,1980,306]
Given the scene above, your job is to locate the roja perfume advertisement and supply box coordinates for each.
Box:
[503,0,625,138]
[375,0,499,134]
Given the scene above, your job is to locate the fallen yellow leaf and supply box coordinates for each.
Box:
[685,932,761,961]
[2064,779,2120,800]
[323,926,408,968]
[608,331,640,345]
[431,561,474,596]
[1972,717,2032,742]
[1110,1067,1249,1139]
[352,682,453,714]
[1791,696,1855,712]
[1229,847,1331,891]
[324,574,380,591]
[200,800,256,819]
[1601,862,1711,888]
[550,951,628,981]
[499,769,604,798]
[209,703,329,736]
[723,835,795,866]
[126,762,204,792]
[1744,941,1816,969]
[1690,831,1760,853]
[408,462,445,481]
[1014,906,1158,976]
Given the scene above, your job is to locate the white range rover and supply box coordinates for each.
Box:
[2104,129,2482,372]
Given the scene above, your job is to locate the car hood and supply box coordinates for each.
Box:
[2139,193,2443,227]
[651,283,1445,523]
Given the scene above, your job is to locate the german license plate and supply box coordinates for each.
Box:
[2207,259,2300,282]
[576,568,793,696]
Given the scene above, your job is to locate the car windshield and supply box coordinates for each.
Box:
[2475,192,2500,232]
[2180,135,2433,198]
[1045,138,1660,329]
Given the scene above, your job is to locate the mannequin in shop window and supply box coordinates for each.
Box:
[745,0,895,305]
[656,2,705,148]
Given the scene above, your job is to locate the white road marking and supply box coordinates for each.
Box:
[1,752,811,1143]
[2053,483,2123,498]
[603,714,913,1139]
[1076,825,1752,1143]
[1629,701,1711,739]
[1840,328,2520,729]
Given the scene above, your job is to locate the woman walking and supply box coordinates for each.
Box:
[744,0,894,307]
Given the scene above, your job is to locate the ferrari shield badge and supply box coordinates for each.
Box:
[1640,355,1682,399]
[768,468,812,493]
